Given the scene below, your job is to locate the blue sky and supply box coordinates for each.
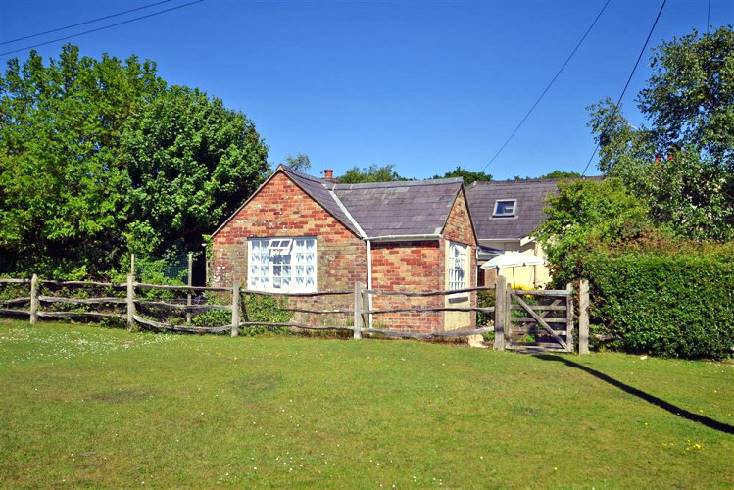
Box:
[1,0,731,179]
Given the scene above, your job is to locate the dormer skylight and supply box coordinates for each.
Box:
[492,199,516,218]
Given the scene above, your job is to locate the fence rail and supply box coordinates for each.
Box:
[0,278,31,284]
[0,273,589,353]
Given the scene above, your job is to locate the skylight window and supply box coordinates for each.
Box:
[493,199,516,218]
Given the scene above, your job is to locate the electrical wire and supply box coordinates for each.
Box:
[0,0,203,58]
[480,0,613,173]
[0,0,172,46]
[581,0,667,176]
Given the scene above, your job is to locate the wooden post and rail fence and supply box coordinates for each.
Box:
[0,275,590,354]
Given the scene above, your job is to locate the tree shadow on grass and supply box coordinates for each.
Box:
[534,354,734,435]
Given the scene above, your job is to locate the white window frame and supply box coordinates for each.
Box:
[247,237,318,293]
[447,241,469,291]
[492,199,516,218]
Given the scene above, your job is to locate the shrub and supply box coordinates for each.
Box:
[581,247,734,359]
[240,293,292,336]
[476,289,495,327]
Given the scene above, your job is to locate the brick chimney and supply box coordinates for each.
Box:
[323,169,334,181]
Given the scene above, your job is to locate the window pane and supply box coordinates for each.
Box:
[448,242,467,290]
[249,237,315,293]
[495,200,515,216]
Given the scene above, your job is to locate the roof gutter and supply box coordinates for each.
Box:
[364,234,441,243]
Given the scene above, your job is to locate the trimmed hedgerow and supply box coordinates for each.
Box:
[582,249,734,359]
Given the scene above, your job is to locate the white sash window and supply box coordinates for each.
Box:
[448,241,468,290]
[248,237,317,293]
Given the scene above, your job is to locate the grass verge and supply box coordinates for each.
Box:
[0,319,732,488]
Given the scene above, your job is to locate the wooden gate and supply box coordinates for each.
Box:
[493,275,588,354]
[508,287,573,352]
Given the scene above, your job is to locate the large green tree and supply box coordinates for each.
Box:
[0,45,269,277]
[535,178,652,284]
[589,26,734,241]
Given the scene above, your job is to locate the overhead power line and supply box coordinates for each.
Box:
[0,0,204,58]
[0,0,172,46]
[581,0,667,176]
[480,0,613,173]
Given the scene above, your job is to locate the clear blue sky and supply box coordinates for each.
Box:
[1,1,731,179]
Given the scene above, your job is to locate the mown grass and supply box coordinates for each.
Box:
[0,319,732,488]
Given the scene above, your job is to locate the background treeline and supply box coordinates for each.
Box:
[0,45,269,279]
[537,27,734,358]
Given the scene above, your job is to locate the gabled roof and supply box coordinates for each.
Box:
[283,166,465,238]
[213,165,468,240]
[465,179,560,240]
[330,178,463,237]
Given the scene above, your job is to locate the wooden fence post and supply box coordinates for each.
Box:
[566,282,575,353]
[363,286,370,330]
[493,275,507,351]
[353,281,364,339]
[186,252,193,324]
[29,274,39,325]
[231,281,240,337]
[126,273,136,331]
[578,279,589,355]
[505,280,513,336]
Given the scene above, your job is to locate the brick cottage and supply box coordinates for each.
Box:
[211,166,477,332]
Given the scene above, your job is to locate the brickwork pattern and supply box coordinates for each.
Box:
[441,190,478,329]
[370,241,443,332]
[212,171,366,321]
[211,171,479,332]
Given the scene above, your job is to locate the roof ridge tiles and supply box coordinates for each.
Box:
[332,177,463,190]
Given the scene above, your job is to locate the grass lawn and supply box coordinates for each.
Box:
[0,319,732,488]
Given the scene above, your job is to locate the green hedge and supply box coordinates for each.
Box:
[582,250,734,359]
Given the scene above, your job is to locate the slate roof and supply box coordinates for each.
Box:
[331,178,463,237]
[465,179,560,241]
[280,166,464,238]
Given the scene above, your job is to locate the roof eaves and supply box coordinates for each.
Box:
[366,234,441,243]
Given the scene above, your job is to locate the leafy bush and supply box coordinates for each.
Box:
[476,289,495,327]
[582,247,734,359]
[191,308,231,330]
[240,293,293,336]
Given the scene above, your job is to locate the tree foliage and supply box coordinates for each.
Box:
[535,178,652,285]
[432,166,491,185]
[539,170,581,179]
[281,153,312,172]
[337,164,407,184]
[0,45,269,277]
[589,26,734,241]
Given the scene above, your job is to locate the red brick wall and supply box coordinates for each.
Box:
[441,190,477,328]
[370,241,443,332]
[442,190,476,247]
[212,172,478,332]
[212,171,366,324]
